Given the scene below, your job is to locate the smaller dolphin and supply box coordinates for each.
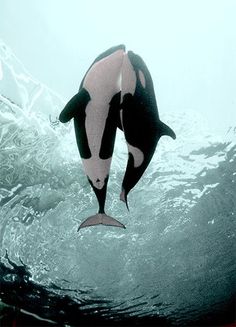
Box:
[119,51,176,208]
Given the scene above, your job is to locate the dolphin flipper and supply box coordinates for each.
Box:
[159,121,176,139]
[78,213,125,231]
[59,88,91,123]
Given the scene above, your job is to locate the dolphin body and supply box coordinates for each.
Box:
[59,45,176,230]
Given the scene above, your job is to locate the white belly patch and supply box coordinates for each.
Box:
[127,143,144,168]
[82,157,112,189]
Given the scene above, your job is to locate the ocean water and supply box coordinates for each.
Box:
[0,40,235,326]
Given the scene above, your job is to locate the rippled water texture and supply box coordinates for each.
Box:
[0,40,235,326]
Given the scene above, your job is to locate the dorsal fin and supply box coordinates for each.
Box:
[159,121,176,139]
[59,88,90,123]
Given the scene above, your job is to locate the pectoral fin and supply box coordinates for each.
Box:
[59,88,90,123]
[159,121,176,139]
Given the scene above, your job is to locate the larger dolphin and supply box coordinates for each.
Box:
[59,45,126,230]
[59,45,176,230]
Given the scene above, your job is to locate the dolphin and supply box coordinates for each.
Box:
[59,45,176,230]
[59,45,126,230]
[119,50,176,208]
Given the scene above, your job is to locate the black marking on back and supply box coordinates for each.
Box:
[99,92,121,159]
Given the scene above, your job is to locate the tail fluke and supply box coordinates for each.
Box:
[78,213,125,231]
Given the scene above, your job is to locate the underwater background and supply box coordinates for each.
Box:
[0,1,236,326]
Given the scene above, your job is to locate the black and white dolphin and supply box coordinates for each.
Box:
[59,45,126,230]
[59,45,176,230]
[119,51,176,207]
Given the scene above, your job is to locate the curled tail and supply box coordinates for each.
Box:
[78,213,125,231]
